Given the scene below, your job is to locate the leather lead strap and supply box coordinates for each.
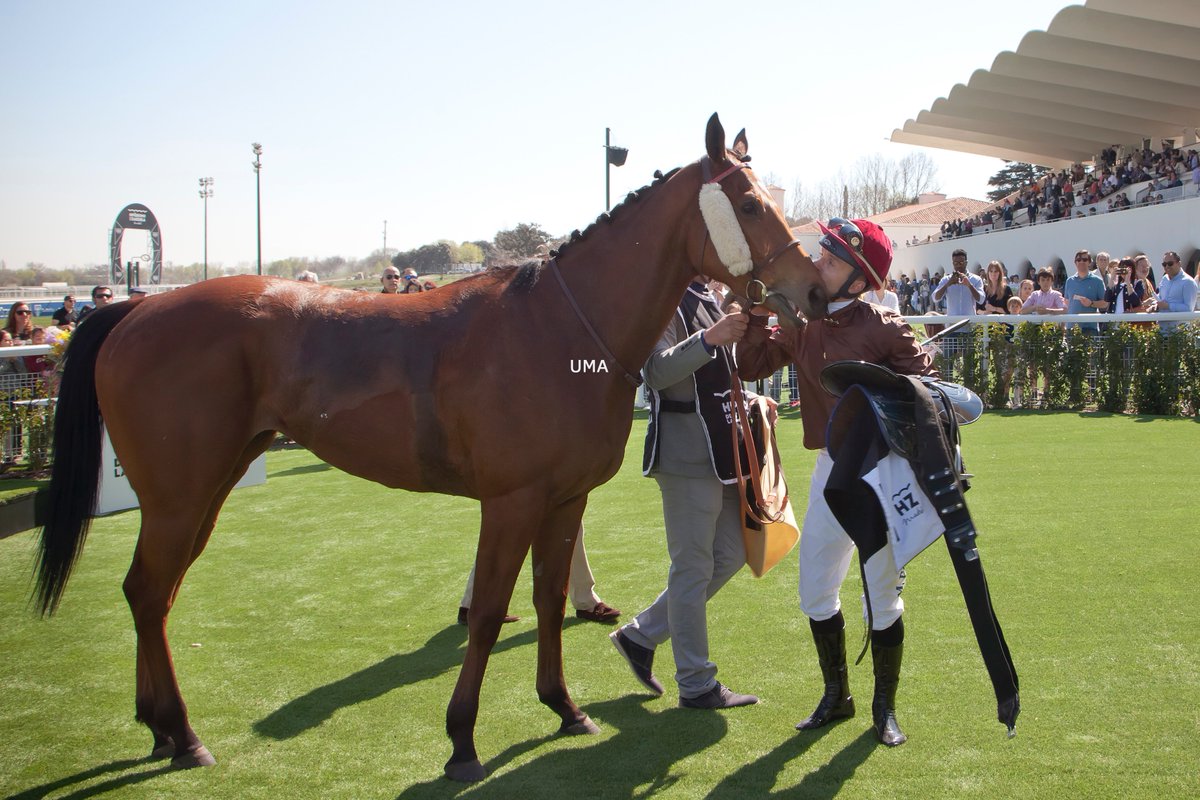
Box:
[728,368,787,525]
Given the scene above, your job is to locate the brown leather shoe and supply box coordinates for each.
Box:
[576,602,621,624]
[609,629,664,695]
[679,683,758,709]
[457,607,520,626]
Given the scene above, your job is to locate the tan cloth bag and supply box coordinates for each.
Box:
[730,376,800,577]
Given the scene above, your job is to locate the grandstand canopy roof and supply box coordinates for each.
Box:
[890,0,1200,168]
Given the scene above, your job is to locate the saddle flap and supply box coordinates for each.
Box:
[827,384,917,461]
[820,360,912,399]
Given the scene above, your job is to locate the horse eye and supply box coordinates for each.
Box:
[740,198,759,215]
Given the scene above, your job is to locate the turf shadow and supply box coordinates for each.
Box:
[4,756,174,800]
[704,728,876,799]
[253,623,539,740]
[392,695,729,800]
[269,462,334,478]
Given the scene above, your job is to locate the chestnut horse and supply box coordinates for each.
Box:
[34,114,824,782]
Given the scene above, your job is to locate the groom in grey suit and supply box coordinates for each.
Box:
[609,278,758,709]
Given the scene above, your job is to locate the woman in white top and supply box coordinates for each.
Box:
[865,283,900,313]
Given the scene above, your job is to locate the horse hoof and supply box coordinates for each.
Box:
[171,746,216,769]
[149,742,175,761]
[444,758,487,783]
[560,715,601,736]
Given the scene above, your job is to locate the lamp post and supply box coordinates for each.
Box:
[198,177,213,281]
[605,127,628,211]
[252,143,263,275]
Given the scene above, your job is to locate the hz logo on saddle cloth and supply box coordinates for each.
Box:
[892,483,917,515]
[866,454,943,571]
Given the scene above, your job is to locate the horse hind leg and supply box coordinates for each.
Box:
[129,431,275,768]
[530,501,598,736]
[125,508,217,769]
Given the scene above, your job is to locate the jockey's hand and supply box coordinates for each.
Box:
[703,312,748,346]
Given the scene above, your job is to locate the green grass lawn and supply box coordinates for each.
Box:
[0,474,44,505]
[1,412,1197,799]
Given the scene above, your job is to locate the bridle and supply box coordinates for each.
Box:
[698,155,806,314]
[547,155,810,389]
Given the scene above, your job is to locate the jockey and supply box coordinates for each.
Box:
[736,218,937,746]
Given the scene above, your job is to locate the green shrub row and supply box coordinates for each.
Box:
[0,389,54,471]
[934,321,1200,415]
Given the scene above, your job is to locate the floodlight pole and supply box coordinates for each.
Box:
[252,143,263,275]
[198,177,213,281]
[606,128,612,211]
[605,128,628,211]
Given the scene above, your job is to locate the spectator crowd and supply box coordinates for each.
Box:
[926,143,1200,242]
[883,245,1195,322]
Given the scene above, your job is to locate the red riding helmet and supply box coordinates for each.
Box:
[817,218,892,292]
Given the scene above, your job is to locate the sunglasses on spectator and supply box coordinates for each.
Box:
[1162,261,1177,267]
[384,274,400,279]
[1074,256,1090,262]
[97,293,113,298]
[15,309,31,315]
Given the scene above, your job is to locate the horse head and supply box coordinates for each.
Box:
[692,113,826,324]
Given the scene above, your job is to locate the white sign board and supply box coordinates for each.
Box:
[96,427,267,516]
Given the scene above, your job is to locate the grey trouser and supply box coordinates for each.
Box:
[621,474,746,698]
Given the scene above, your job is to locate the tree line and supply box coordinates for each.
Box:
[784,152,941,224]
[8,153,1045,286]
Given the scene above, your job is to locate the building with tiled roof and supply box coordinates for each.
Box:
[790,193,993,257]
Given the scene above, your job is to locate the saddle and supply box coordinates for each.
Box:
[820,360,1019,736]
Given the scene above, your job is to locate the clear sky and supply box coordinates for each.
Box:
[0,0,1073,271]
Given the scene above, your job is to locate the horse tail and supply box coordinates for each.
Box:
[34,300,141,616]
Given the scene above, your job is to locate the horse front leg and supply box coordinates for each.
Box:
[531,500,599,736]
[444,490,541,783]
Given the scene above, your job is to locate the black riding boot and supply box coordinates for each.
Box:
[871,621,907,747]
[795,614,855,731]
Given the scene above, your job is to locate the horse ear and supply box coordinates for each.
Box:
[732,128,749,161]
[705,113,727,164]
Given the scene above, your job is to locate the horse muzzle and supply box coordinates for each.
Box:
[747,278,827,326]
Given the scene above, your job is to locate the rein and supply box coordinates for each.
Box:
[727,368,788,525]
[547,257,644,388]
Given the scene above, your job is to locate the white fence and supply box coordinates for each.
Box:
[0,345,264,512]
[700,311,1200,410]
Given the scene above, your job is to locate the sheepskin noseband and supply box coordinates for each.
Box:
[698,182,753,277]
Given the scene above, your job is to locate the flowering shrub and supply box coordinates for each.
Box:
[44,326,71,366]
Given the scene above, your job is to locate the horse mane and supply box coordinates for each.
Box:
[550,167,682,262]
[511,261,542,292]
[469,261,541,295]
[487,165,684,296]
